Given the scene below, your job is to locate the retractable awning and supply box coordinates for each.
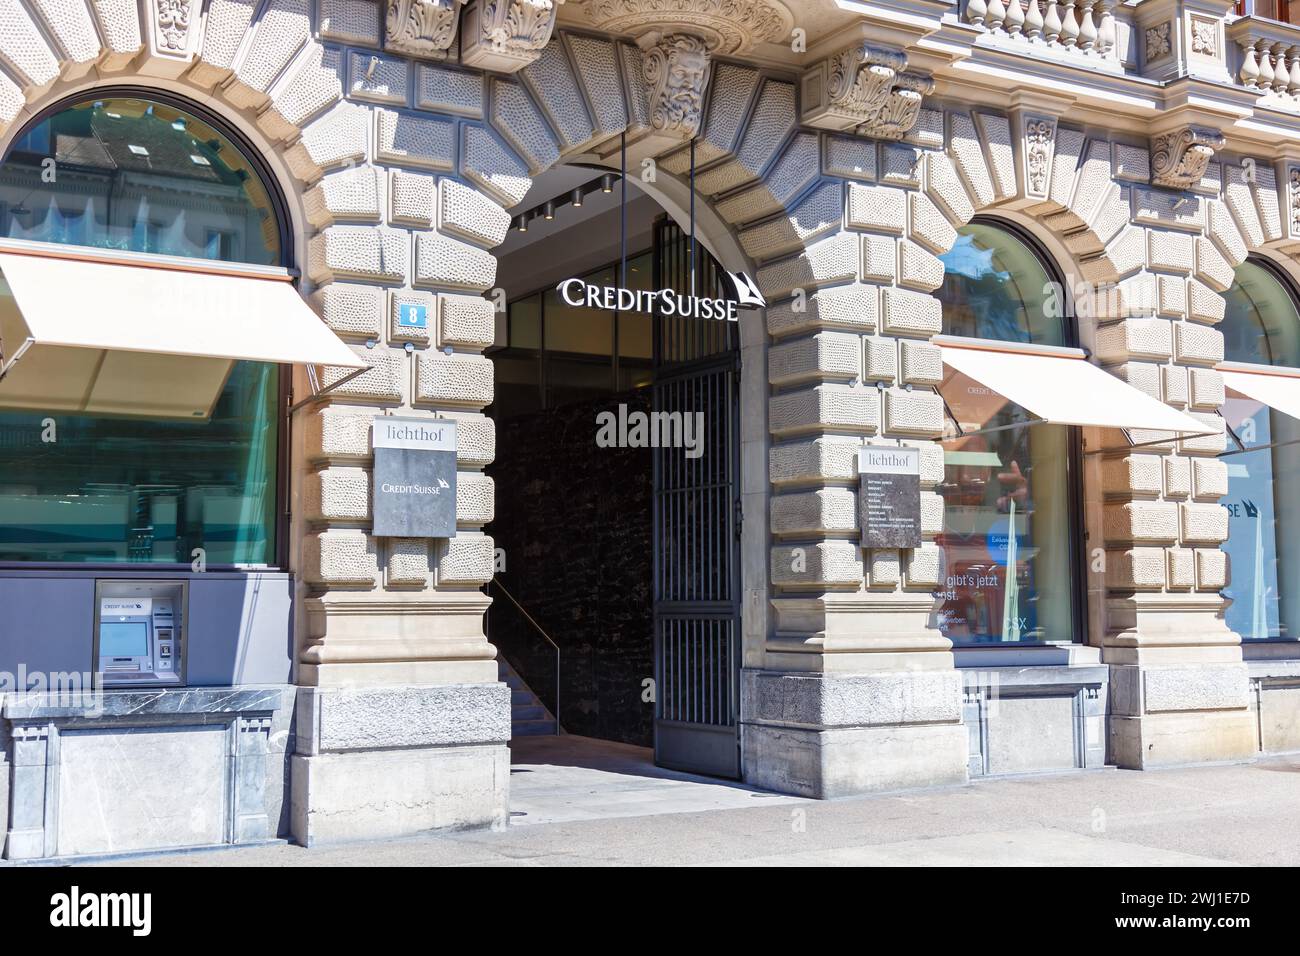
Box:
[0,241,363,420]
[1219,361,1300,422]
[935,335,1206,435]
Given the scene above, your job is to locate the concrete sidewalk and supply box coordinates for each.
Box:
[72,737,1300,867]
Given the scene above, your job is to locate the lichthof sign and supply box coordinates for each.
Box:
[372,416,457,539]
[555,270,765,324]
[857,445,922,550]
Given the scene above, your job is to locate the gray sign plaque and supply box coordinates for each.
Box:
[372,416,457,539]
[858,446,922,549]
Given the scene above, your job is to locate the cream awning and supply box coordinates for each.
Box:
[0,242,363,420]
[936,335,1206,434]
[1219,361,1300,421]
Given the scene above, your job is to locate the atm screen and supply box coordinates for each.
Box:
[100,621,149,657]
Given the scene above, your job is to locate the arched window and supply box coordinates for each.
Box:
[935,221,1079,644]
[0,94,287,567]
[1220,258,1300,639]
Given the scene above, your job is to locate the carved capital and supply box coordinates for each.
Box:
[461,0,565,73]
[1151,126,1226,190]
[385,0,467,61]
[802,43,931,137]
[642,33,712,140]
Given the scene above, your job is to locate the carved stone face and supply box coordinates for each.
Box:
[667,49,709,100]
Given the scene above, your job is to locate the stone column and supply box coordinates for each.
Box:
[1096,126,1255,766]
[738,43,967,798]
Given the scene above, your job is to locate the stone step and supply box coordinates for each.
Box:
[512,703,548,721]
[512,718,557,737]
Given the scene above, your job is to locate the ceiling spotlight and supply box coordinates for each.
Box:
[600,174,616,193]
[515,215,528,233]
[571,188,584,208]
[543,200,555,221]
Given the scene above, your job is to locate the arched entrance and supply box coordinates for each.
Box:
[484,166,747,779]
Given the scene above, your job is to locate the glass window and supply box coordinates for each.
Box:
[1,96,280,265]
[935,223,1077,643]
[0,95,286,566]
[1220,259,1300,639]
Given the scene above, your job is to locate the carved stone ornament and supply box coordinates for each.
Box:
[643,33,712,138]
[155,0,192,51]
[802,42,932,138]
[1145,22,1170,62]
[572,0,794,55]
[386,0,467,60]
[858,71,935,141]
[1289,166,1300,237]
[461,0,565,72]
[1024,117,1056,196]
[1151,126,1225,189]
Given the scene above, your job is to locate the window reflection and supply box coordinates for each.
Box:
[936,223,1076,643]
[1221,260,1300,639]
[0,97,280,264]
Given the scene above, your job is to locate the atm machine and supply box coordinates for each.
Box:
[93,580,187,686]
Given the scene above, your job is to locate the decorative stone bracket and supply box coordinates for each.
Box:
[1151,125,1225,189]
[800,42,934,139]
[461,0,566,73]
[386,0,468,61]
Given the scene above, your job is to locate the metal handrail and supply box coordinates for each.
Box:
[488,577,560,736]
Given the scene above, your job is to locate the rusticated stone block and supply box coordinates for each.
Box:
[770,488,857,535]
[460,124,531,207]
[320,345,404,402]
[770,541,863,587]
[1188,278,1227,325]
[923,151,975,225]
[417,64,484,118]
[1104,501,1179,543]
[1174,322,1224,367]
[436,534,494,584]
[285,104,369,179]
[863,337,897,382]
[1192,458,1228,500]
[415,352,494,406]
[308,226,408,284]
[755,233,859,301]
[1180,412,1227,455]
[1196,548,1228,589]
[908,192,958,255]
[769,384,879,436]
[766,284,877,338]
[860,234,897,284]
[1189,368,1225,409]
[736,180,840,259]
[1094,319,1173,362]
[905,545,944,589]
[451,413,495,466]
[846,184,905,235]
[769,437,861,485]
[303,530,378,586]
[769,333,860,386]
[1147,231,1195,274]
[375,108,454,171]
[881,287,941,337]
[867,549,900,588]
[1162,365,1189,407]
[1194,235,1235,292]
[883,388,943,437]
[311,283,384,340]
[456,472,494,525]
[414,232,497,291]
[490,78,560,172]
[438,178,510,248]
[386,539,430,587]
[1164,456,1191,498]
[348,50,407,105]
[1181,502,1229,543]
[1167,548,1195,589]
[823,135,876,182]
[389,168,436,227]
[304,166,382,227]
[439,293,495,349]
[304,466,370,521]
[1101,454,1163,497]
[1106,547,1167,590]
[900,340,942,385]
[305,405,376,460]
[319,0,381,45]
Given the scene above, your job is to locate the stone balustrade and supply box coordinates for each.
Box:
[963,0,1121,61]
[1229,16,1300,109]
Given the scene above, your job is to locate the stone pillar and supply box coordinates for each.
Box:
[289,92,517,842]
[1095,127,1256,767]
[738,43,967,798]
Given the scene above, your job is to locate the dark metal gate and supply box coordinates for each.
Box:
[651,216,742,778]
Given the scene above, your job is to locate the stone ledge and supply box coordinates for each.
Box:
[3,686,285,721]
[742,669,962,729]
[295,683,509,754]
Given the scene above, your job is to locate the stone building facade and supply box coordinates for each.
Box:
[1,0,1300,857]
